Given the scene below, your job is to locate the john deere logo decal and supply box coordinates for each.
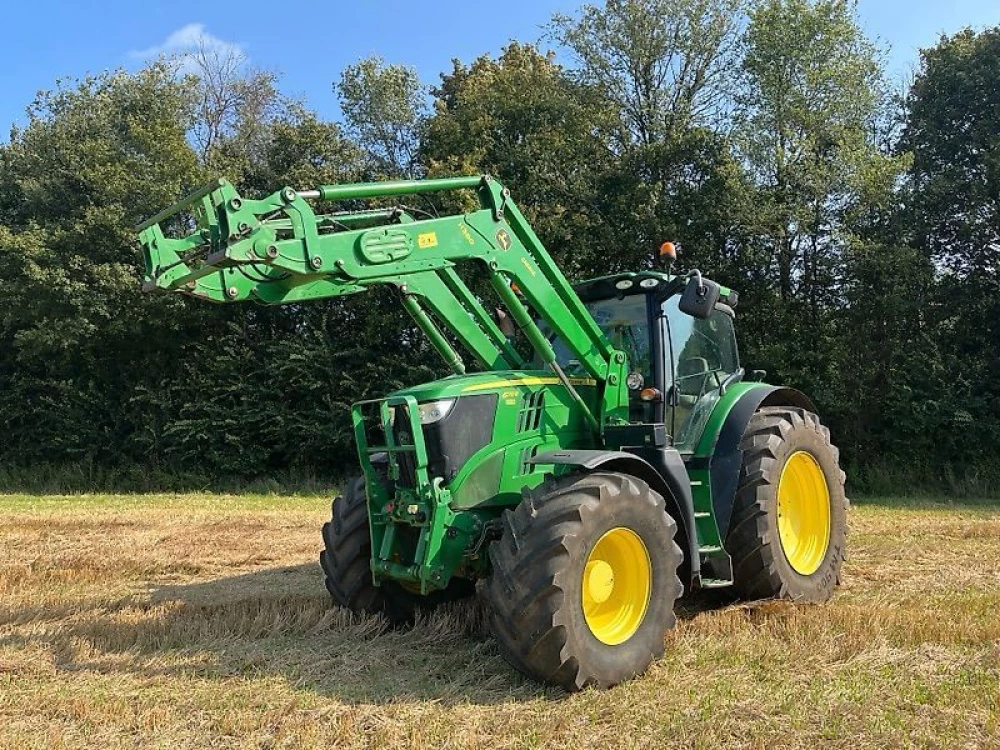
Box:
[496,229,512,250]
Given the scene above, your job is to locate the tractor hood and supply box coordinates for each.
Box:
[371,369,599,510]
[385,370,598,404]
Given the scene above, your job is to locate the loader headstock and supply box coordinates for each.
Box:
[136,175,489,303]
[136,177,344,303]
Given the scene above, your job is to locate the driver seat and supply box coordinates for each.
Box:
[676,357,710,398]
[672,357,709,442]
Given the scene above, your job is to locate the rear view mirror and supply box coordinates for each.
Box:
[679,276,721,319]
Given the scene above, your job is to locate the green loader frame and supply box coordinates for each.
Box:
[138,175,848,691]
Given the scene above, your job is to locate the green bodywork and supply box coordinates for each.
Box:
[138,175,771,595]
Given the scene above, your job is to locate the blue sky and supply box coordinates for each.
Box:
[3,0,999,132]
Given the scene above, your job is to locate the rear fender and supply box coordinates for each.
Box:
[529,449,701,586]
[697,386,817,539]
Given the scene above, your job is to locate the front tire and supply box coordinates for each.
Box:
[481,472,683,691]
[319,475,471,623]
[727,407,848,602]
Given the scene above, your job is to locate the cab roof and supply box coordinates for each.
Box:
[574,270,734,304]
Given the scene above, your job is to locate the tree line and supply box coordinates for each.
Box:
[0,0,996,495]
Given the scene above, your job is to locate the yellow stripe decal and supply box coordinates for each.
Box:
[462,377,597,392]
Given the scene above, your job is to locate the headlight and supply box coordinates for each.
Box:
[418,399,456,425]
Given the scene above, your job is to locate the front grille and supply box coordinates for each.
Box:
[391,405,418,487]
[390,395,497,487]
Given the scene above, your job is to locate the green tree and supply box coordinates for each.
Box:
[552,0,746,145]
[246,107,365,191]
[900,27,1000,476]
[337,57,427,178]
[184,42,284,182]
[423,43,614,275]
[734,0,906,405]
[551,1,752,279]
[0,65,202,466]
[904,27,1000,278]
[0,61,432,483]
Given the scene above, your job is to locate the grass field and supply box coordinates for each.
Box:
[1,492,998,749]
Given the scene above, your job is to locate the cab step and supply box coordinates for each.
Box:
[699,578,733,589]
[699,546,734,587]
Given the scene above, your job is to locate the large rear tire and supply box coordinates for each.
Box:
[481,472,683,691]
[726,407,848,602]
[319,475,471,623]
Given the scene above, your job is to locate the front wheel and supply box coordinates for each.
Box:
[319,475,472,623]
[480,472,683,691]
[727,407,848,602]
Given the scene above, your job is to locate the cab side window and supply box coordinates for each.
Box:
[665,298,739,450]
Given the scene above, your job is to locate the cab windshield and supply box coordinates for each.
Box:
[545,290,741,446]
[549,294,653,421]
[551,294,651,384]
[665,296,739,450]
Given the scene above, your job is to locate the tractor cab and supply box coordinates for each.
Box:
[555,271,741,451]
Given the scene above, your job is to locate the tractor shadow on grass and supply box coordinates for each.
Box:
[675,588,741,621]
[26,563,557,705]
[5,563,747,705]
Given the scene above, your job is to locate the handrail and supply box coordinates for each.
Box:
[309,175,483,202]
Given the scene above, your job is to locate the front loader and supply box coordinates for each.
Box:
[137,175,848,691]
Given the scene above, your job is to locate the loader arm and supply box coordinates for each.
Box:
[137,175,630,430]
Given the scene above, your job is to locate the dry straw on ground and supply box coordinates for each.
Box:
[1,492,998,748]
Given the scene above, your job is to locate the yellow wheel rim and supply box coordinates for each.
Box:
[582,527,652,645]
[777,451,831,575]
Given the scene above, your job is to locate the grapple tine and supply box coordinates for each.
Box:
[137,178,244,295]
[134,178,229,233]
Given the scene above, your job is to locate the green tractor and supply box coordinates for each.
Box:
[138,175,847,691]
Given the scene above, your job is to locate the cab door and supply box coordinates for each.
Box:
[663,297,740,452]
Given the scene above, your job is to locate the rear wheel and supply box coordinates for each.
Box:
[726,407,848,601]
[480,471,683,691]
[319,475,471,623]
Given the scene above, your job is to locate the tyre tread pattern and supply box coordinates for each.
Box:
[482,472,683,691]
[727,407,848,601]
[319,476,385,614]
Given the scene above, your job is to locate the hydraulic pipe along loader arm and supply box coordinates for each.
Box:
[138,175,848,692]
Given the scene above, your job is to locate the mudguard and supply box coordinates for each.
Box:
[529,448,701,584]
[699,386,817,539]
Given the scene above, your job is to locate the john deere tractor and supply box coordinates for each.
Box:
[138,175,847,691]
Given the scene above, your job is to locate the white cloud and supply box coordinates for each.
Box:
[130,23,243,68]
